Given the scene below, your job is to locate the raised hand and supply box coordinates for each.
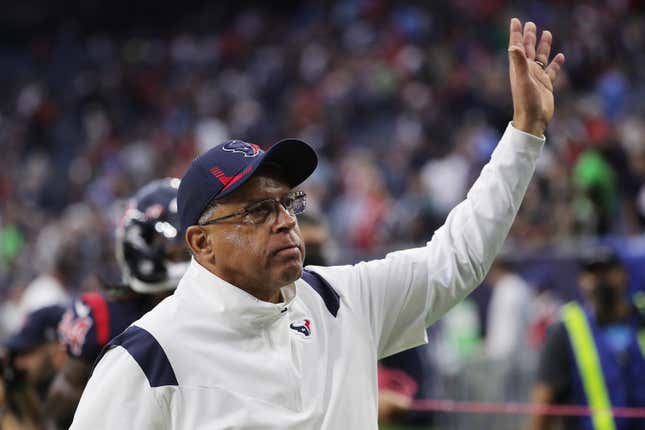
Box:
[508,18,565,137]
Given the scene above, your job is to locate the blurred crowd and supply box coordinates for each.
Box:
[1,0,645,333]
[1,0,645,428]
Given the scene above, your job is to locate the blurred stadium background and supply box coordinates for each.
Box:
[1,0,645,428]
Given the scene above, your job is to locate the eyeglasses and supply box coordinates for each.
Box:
[199,191,307,226]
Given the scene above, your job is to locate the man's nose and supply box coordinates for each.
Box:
[273,203,296,231]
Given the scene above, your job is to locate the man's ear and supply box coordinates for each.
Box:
[185,226,211,258]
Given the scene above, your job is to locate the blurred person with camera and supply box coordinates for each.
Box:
[0,305,66,430]
[529,247,645,430]
[43,178,190,429]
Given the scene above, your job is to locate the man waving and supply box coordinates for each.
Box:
[71,18,564,430]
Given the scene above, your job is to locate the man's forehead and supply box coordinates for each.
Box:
[219,171,291,203]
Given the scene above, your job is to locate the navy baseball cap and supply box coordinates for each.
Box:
[178,139,318,232]
[2,305,65,352]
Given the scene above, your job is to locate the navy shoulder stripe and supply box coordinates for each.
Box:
[301,269,340,317]
[94,325,178,387]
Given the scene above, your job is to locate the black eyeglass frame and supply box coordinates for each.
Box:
[198,191,307,226]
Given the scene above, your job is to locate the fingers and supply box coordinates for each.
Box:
[509,17,564,83]
[508,18,528,74]
[523,22,537,60]
[509,17,524,51]
[545,53,566,83]
[535,30,552,67]
[508,45,529,75]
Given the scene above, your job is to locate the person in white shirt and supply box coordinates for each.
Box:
[70,18,565,429]
[484,258,536,404]
[19,272,69,317]
[9,245,76,334]
[485,259,535,361]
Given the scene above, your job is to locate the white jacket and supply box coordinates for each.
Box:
[70,124,543,429]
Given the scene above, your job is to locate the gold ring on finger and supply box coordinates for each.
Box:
[534,60,547,70]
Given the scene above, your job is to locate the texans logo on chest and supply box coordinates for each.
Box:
[289,319,312,337]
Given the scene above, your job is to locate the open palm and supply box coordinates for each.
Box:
[508,18,565,137]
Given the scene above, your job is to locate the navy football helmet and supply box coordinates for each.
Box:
[115,178,190,294]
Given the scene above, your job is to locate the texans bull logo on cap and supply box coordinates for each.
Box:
[221,140,262,157]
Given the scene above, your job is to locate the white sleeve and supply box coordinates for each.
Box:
[70,348,168,430]
[309,123,543,359]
